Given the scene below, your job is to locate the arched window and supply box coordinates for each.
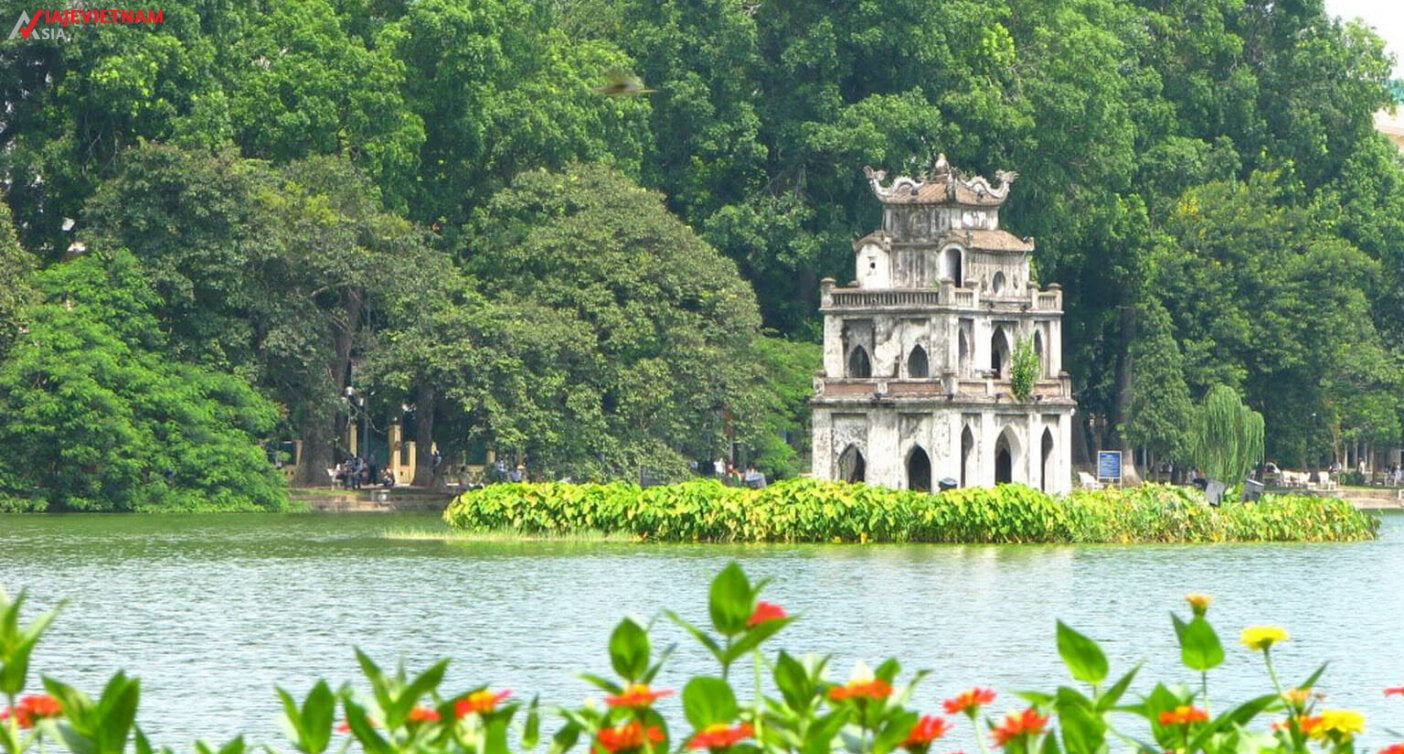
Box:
[847,346,872,378]
[943,247,963,287]
[1033,330,1045,377]
[907,345,929,378]
[992,271,1006,294]
[907,446,932,492]
[991,327,1010,377]
[838,445,866,483]
[995,428,1021,485]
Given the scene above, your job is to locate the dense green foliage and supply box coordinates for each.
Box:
[0,0,1401,501]
[0,250,287,512]
[442,480,1377,543]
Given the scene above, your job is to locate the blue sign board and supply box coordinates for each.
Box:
[1097,451,1122,482]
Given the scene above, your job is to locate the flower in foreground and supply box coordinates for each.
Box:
[407,706,441,724]
[747,601,787,628]
[992,708,1048,747]
[1240,625,1289,651]
[1158,705,1209,726]
[1304,709,1365,742]
[596,721,665,753]
[1282,687,1312,706]
[606,683,674,709]
[687,722,754,749]
[0,694,63,728]
[1386,687,1404,697]
[456,689,511,718]
[1378,744,1404,754]
[902,715,952,752]
[944,688,997,716]
[829,678,893,702]
[1185,593,1213,617]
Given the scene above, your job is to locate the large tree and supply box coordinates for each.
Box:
[0,248,286,511]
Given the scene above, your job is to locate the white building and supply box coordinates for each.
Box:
[810,159,1076,493]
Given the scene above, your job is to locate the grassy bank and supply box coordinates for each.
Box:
[441,479,1379,544]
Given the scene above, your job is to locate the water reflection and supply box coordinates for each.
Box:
[1,512,1400,749]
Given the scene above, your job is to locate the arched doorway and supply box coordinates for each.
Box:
[838,445,866,483]
[907,446,932,492]
[994,430,1014,485]
[907,345,929,378]
[847,346,872,378]
[991,327,1010,377]
[960,426,975,487]
[1041,427,1055,492]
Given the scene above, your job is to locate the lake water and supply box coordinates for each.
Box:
[2,512,1402,750]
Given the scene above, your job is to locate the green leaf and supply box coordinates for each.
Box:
[873,710,918,754]
[682,676,738,729]
[1171,615,1224,672]
[1097,665,1141,711]
[522,695,541,749]
[608,618,651,681]
[547,722,581,754]
[709,562,754,637]
[578,673,623,695]
[773,652,815,711]
[664,610,723,664]
[1056,621,1108,685]
[1055,686,1104,754]
[278,681,335,754]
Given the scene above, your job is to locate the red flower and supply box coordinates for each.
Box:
[596,721,665,753]
[687,722,754,749]
[1379,745,1404,754]
[0,694,63,729]
[747,602,787,628]
[456,689,512,718]
[407,706,441,724]
[943,688,997,715]
[1158,705,1209,726]
[1386,688,1404,696]
[902,715,952,750]
[1298,716,1324,736]
[991,708,1048,748]
[336,716,380,733]
[829,679,893,702]
[606,684,674,708]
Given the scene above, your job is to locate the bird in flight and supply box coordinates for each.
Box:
[594,70,657,96]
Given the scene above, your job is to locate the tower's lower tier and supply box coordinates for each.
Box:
[811,400,1076,494]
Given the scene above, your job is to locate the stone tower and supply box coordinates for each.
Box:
[810,158,1075,493]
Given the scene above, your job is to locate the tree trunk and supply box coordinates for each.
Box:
[412,382,438,487]
[295,416,336,487]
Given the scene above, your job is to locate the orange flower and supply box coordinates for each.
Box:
[747,602,787,628]
[991,708,1048,748]
[902,715,952,750]
[606,684,674,708]
[1158,705,1209,726]
[1379,744,1404,754]
[0,694,63,729]
[596,721,665,753]
[828,679,893,702]
[456,689,512,718]
[943,688,997,715]
[687,722,754,749]
[1299,715,1324,736]
[1386,688,1404,697]
[407,706,441,724]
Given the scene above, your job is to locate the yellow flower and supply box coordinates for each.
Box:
[1282,687,1312,706]
[1240,625,1289,651]
[1185,593,1213,616]
[1307,709,1365,742]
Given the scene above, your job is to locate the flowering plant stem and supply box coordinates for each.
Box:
[752,649,764,750]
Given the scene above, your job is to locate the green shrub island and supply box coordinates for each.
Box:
[442,481,1378,544]
[2,565,1399,754]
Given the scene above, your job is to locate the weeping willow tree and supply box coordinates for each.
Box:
[1189,385,1265,482]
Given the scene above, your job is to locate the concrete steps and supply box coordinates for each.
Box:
[289,487,455,512]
